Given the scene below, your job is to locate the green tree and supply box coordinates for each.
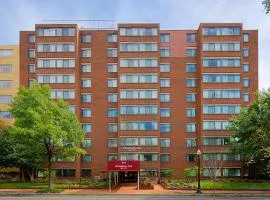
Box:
[229,89,270,179]
[9,82,85,190]
[263,0,270,14]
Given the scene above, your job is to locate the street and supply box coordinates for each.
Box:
[0,195,270,200]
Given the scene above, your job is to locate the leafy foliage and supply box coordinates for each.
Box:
[7,82,85,188]
[229,89,270,179]
[263,0,270,14]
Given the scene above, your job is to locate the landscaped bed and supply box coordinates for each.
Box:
[163,179,270,190]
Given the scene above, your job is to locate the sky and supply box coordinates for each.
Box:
[0,0,269,89]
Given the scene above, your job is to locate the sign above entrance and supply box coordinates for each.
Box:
[107,160,140,171]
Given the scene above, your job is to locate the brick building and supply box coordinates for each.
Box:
[19,22,258,179]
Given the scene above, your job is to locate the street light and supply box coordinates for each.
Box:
[196,149,202,194]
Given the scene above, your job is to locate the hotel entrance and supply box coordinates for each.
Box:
[119,171,138,183]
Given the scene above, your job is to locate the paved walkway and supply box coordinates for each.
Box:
[1,183,270,195]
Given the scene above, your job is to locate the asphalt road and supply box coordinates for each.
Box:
[0,195,270,200]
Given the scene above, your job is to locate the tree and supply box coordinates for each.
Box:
[9,82,85,190]
[229,89,270,179]
[263,0,270,14]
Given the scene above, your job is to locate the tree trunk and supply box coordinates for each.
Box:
[20,165,25,182]
[48,157,53,190]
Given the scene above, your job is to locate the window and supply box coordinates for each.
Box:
[107,48,117,57]
[186,108,196,117]
[160,93,170,102]
[28,64,35,73]
[203,43,240,51]
[0,50,12,57]
[186,123,196,132]
[140,137,158,146]
[119,28,158,36]
[28,49,35,58]
[160,64,170,72]
[0,111,12,119]
[37,75,75,84]
[28,79,34,86]
[108,93,118,102]
[107,79,117,88]
[160,123,171,133]
[120,90,158,99]
[160,108,170,117]
[81,49,91,57]
[0,80,12,88]
[69,105,76,113]
[186,64,196,72]
[120,137,139,146]
[28,35,35,43]
[0,65,12,73]
[187,138,196,147]
[120,58,158,68]
[81,169,91,177]
[160,154,170,162]
[82,123,92,133]
[108,139,118,148]
[223,168,241,177]
[56,169,75,177]
[81,108,91,118]
[108,154,118,161]
[160,34,170,42]
[160,139,170,147]
[243,78,250,87]
[37,59,75,68]
[202,27,240,36]
[243,63,250,72]
[186,93,196,102]
[140,153,158,162]
[37,28,76,36]
[120,43,158,52]
[107,34,117,42]
[203,120,230,130]
[203,73,240,83]
[243,48,249,57]
[82,154,92,162]
[186,79,196,87]
[120,74,158,84]
[82,139,92,148]
[160,78,170,87]
[203,137,231,146]
[81,79,91,87]
[51,90,75,99]
[243,93,250,102]
[203,58,240,67]
[120,105,158,115]
[81,35,91,43]
[81,93,91,103]
[203,105,241,114]
[37,43,75,52]
[0,96,12,103]
[120,121,158,131]
[243,33,249,42]
[160,48,171,57]
[186,33,196,42]
[107,108,118,117]
[186,48,197,57]
[186,154,196,162]
[108,123,118,133]
[81,64,91,72]
[203,89,240,99]
[107,64,117,72]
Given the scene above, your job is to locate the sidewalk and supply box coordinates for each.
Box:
[1,184,270,195]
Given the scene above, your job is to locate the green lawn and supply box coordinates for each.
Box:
[191,180,270,190]
[0,182,47,189]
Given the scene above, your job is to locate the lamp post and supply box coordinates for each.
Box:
[196,149,202,194]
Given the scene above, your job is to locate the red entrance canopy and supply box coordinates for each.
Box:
[107,160,140,171]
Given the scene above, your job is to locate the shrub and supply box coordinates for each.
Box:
[184,167,197,183]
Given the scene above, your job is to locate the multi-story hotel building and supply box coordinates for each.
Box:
[0,45,19,126]
[19,22,258,180]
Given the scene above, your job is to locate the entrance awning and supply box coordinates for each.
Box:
[107,160,140,172]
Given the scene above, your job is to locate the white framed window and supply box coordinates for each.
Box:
[81,64,91,72]
[108,93,118,102]
[81,93,92,103]
[81,108,92,118]
[107,48,117,57]
[160,108,170,117]
[187,138,196,147]
[28,49,35,58]
[160,48,171,57]
[186,93,196,102]
[108,123,118,133]
[243,63,250,72]
[243,78,250,87]
[107,79,117,88]
[28,64,35,73]
[160,93,170,102]
[186,108,196,117]
[243,33,249,42]
[243,48,249,57]
[107,34,117,42]
[160,78,170,87]
[243,93,250,102]
[160,64,170,72]
[81,48,91,57]
[160,34,170,42]
[81,79,91,88]
[108,139,118,148]
[107,108,118,118]
[0,65,12,73]
[81,35,91,43]
[28,35,35,43]
[107,64,117,72]
[0,80,12,88]
[0,50,12,57]
[186,78,196,87]
[186,123,196,132]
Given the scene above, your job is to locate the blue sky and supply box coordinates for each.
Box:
[0,0,269,89]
